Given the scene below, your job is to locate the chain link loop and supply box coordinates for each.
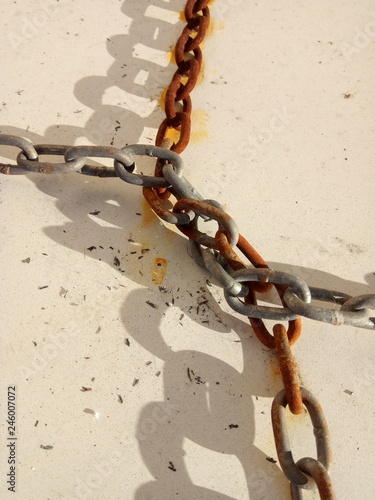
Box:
[17,144,86,174]
[224,268,311,321]
[292,458,337,500]
[285,286,375,330]
[271,388,332,488]
[273,324,303,415]
[175,198,239,248]
[0,134,38,174]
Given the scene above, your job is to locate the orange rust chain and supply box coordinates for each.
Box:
[155,0,210,155]
[145,0,211,202]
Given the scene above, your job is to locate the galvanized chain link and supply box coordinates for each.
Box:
[1,1,373,498]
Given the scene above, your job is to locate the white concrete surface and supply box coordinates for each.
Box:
[1,1,374,499]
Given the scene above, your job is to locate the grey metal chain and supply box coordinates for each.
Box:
[1,133,374,332]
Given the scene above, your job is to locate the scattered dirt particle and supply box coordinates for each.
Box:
[80,387,92,392]
[40,445,53,450]
[132,378,139,386]
[118,395,123,404]
[266,457,277,464]
[22,257,31,263]
[87,246,96,251]
[146,301,158,309]
[168,461,176,471]
[125,338,130,347]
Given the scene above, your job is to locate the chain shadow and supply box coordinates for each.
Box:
[2,1,374,499]
[122,277,288,499]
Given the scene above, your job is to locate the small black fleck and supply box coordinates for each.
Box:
[89,210,100,216]
[118,395,123,404]
[132,378,139,386]
[22,257,31,263]
[40,445,53,450]
[168,461,176,471]
[146,301,158,309]
[266,457,277,464]
[87,246,96,252]
[125,338,130,347]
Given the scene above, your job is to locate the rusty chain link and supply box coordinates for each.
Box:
[1,1,373,498]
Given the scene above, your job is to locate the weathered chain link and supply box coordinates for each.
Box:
[272,388,334,497]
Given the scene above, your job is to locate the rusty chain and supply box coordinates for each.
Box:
[155,0,210,155]
[1,1,373,498]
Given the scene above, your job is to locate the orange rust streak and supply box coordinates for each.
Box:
[152,258,168,285]
[141,198,160,227]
